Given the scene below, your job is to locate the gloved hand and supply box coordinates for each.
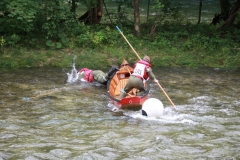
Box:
[154,79,158,83]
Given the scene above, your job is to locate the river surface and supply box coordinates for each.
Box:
[0,67,239,160]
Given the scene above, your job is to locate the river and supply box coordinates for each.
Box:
[0,66,239,159]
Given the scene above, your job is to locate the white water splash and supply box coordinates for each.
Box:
[66,56,79,83]
[126,106,198,125]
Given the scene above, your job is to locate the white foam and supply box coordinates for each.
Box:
[66,57,79,83]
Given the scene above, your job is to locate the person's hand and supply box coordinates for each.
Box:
[154,79,158,83]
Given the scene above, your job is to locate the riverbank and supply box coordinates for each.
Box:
[1,0,239,71]
[0,44,239,70]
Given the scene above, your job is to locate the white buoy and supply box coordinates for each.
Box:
[142,98,164,118]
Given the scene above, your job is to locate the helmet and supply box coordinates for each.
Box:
[143,56,150,63]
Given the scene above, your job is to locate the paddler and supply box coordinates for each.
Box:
[118,55,158,99]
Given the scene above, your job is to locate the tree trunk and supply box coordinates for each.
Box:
[70,0,76,13]
[96,0,103,24]
[133,0,140,35]
[146,0,150,24]
[220,0,231,20]
[197,0,202,24]
[78,0,103,25]
[149,21,157,41]
[222,0,240,29]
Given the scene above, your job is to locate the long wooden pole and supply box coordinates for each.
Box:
[116,26,141,60]
[116,26,176,108]
[156,82,176,108]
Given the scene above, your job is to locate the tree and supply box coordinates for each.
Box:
[78,0,103,24]
[211,0,240,28]
[70,0,77,13]
[0,0,39,35]
[220,0,231,20]
[0,0,84,48]
[133,0,140,35]
[222,0,240,29]
[197,0,202,24]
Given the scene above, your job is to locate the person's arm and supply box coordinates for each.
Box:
[146,67,158,83]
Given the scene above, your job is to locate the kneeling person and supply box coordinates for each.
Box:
[119,55,158,99]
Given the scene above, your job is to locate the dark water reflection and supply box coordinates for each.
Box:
[0,67,239,160]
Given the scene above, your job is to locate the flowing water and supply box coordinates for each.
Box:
[0,65,239,160]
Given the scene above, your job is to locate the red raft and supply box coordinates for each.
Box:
[107,59,150,109]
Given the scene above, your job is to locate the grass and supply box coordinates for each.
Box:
[1,39,239,70]
[0,1,239,70]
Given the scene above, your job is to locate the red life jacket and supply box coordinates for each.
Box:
[131,60,151,81]
[79,68,93,82]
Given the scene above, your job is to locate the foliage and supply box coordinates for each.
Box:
[0,0,39,34]
[1,20,239,70]
[76,25,119,48]
[150,0,183,23]
[115,0,132,24]
[1,36,6,47]
[0,0,239,69]
[0,0,85,48]
[78,0,99,9]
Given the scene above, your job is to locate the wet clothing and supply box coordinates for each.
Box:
[79,70,108,84]
[119,60,156,99]
[92,70,109,84]
[78,66,119,84]
[122,76,146,96]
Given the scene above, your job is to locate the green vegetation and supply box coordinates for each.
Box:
[0,0,239,70]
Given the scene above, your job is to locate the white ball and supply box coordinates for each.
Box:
[142,98,164,118]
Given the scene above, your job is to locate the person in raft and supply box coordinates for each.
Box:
[77,66,119,85]
[118,55,158,99]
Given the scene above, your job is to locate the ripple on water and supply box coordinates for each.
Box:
[1,67,239,159]
[0,152,13,159]
[129,106,198,125]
